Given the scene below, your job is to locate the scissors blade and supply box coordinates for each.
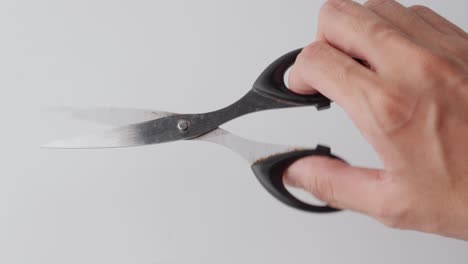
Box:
[43,114,187,149]
[49,107,176,127]
[197,128,296,163]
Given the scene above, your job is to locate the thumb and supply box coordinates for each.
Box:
[284,156,385,215]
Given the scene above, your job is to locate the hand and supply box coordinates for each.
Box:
[286,0,468,240]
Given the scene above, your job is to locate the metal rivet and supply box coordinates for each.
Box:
[177,120,189,132]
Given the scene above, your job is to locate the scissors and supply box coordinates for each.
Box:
[45,49,344,213]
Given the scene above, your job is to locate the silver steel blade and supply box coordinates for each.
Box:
[197,128,297,164]
[42,114,186,149]
[43,107,298,162]
[48,107,176,127]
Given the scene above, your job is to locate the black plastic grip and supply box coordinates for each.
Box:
[250,145,342,213]
[252,49,331,110]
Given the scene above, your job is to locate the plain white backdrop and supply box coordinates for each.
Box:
[1,0,467,263]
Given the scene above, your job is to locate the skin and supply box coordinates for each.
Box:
[285,0,468,240]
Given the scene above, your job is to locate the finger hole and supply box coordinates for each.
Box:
[283,65,292,89]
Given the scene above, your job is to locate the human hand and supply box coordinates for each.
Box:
[286,0,468,240]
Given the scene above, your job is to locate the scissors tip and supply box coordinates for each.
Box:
[41,136,106,149]
[41,140,78,149]
[41,129,147,149]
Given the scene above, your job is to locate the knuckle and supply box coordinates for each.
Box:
[381,214,408,229]
[380,95,408,122]
[319,0,348,21]
[371,89,417,135]
[322,0,349,12]
[340,58,361,80]
[375,195,445,232]
[418,49,445,68]
[409,5,432,14]
[367,21,401,42]
[419,212,445,234]
[459,77,468,94]
[414,49,458,79]
[374,197,413,229]
[364,0,395,8]
[300,42,330,60]
[445,37,468,60]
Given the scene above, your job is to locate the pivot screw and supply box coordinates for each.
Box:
[177,120,189,132]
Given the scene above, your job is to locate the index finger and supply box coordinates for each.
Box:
[317,0,413,72]
[289,41,380,121]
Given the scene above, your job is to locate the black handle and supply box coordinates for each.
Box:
[251,145,342,213]
[252,49,331,110]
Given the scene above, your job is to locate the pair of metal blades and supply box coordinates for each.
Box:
[43,106,295,164]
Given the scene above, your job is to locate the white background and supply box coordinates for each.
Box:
[1,0,467,263]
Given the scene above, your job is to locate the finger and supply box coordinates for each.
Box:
[316,0,412,71]
[284,156,386,216]
[410,5,468,38]
[288,65,317,95]
[290,41,380,113]
[364,0,443,46]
